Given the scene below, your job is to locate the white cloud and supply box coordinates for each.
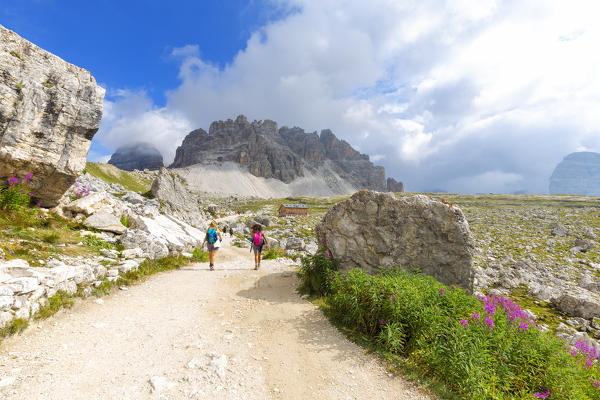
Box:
[94,0,600,193]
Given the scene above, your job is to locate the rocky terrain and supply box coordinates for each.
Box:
[549,151,600,195]
[108,142,164,171]
[0,24,105,207]
[170,115,404,196]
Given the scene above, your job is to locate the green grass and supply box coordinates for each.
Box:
[84,162,153,193]
[192,247,209,262]
[35,290,75,319]
[0,318,29,338]
[262,247,288,260]
[300,253,596,400]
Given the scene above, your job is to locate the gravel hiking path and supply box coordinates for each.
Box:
[0,238,437,400]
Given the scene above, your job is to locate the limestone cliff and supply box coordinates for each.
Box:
[171,115,403,192]
[0,25,105,206]
[108,142,164,171]
[549,152,600,196]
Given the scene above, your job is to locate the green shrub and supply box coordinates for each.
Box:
[35,290,74,319]
[0,318,28,338]
[120,214,130,228]
[192,247,209,262]
[321,268,591,399]
[82,234,113,251]
[297,253,339,296]
[262,247,287,260]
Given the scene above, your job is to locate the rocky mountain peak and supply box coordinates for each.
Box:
[171,115,404,193]
[108,142,164,171]
[549,151,600,195]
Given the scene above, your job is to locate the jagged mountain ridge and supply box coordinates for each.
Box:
[170,115,403,192]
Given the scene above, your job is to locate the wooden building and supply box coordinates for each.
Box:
[278,203,308,217]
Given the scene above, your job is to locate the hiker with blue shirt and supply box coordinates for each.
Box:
[250,223,269,270]
[202,220,222,271]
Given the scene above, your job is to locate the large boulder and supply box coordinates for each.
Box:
[108,142,164,171]
[129,214,204,253]
[316,191,475,291]
[120,229,169,260]
[83,209,126,234]
[151,167,206,226]
[0,25,105,207]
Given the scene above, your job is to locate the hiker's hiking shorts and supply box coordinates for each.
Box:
[251,243,264,254]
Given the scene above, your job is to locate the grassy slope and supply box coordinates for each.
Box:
[84,162,153,193]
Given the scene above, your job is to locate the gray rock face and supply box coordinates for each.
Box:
[0,25,105,207]
[108,142,164,171]
[549,152,600,195]
[315,191,475,291]
[151,167,206,226]
[170,115,402,192]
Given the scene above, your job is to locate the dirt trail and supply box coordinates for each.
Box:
[0,238,436,399]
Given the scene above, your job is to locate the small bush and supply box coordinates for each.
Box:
[0,175,34,211]
[192,247,209,262]
[262,247,287,260]
[35,290,74,319]
[297,252,339,296]
[0,318,28,338]
[82,234,113,251]
[120,215,130,228]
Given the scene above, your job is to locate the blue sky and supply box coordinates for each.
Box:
[0,0,290,105]
[2,0,600,193]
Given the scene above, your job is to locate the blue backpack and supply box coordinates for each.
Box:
[207,228,218,244]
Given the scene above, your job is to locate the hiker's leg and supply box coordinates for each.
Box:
[209,251,215,264]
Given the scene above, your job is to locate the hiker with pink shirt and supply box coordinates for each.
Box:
[249,223,269,270]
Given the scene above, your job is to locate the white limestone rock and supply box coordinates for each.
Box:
[0,24,105,207]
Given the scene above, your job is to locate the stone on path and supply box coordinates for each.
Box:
[148,376,176,393]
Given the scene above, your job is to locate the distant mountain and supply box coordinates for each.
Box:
[549,152,600,195]
[108,142,164,171]
[170,115,403,193]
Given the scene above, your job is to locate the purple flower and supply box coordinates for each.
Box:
[471,313,480,322]
[460,319,468,328]
[389,295,397,302]
[533,388,551,399]
[518,322,528,331]
[439,288,445,295]
[28,192,33,196]
[325,250,331,257]
[379,318,386,325]
[484,316,494,329]
[25,173,32,181]
[36,203,41,207]
[8,177,18,184]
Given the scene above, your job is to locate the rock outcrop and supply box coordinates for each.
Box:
[549,152,600,196]
[170,115,403,192]
[108,142,164,171]
[0,25,105,207]
[151,167,207,226]
[315,191,475,291]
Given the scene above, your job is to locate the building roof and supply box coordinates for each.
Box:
[280,204,308,209]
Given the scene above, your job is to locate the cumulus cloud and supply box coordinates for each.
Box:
[93,0,600,192]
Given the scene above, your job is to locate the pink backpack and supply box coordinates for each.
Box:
[253,232,263,246]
